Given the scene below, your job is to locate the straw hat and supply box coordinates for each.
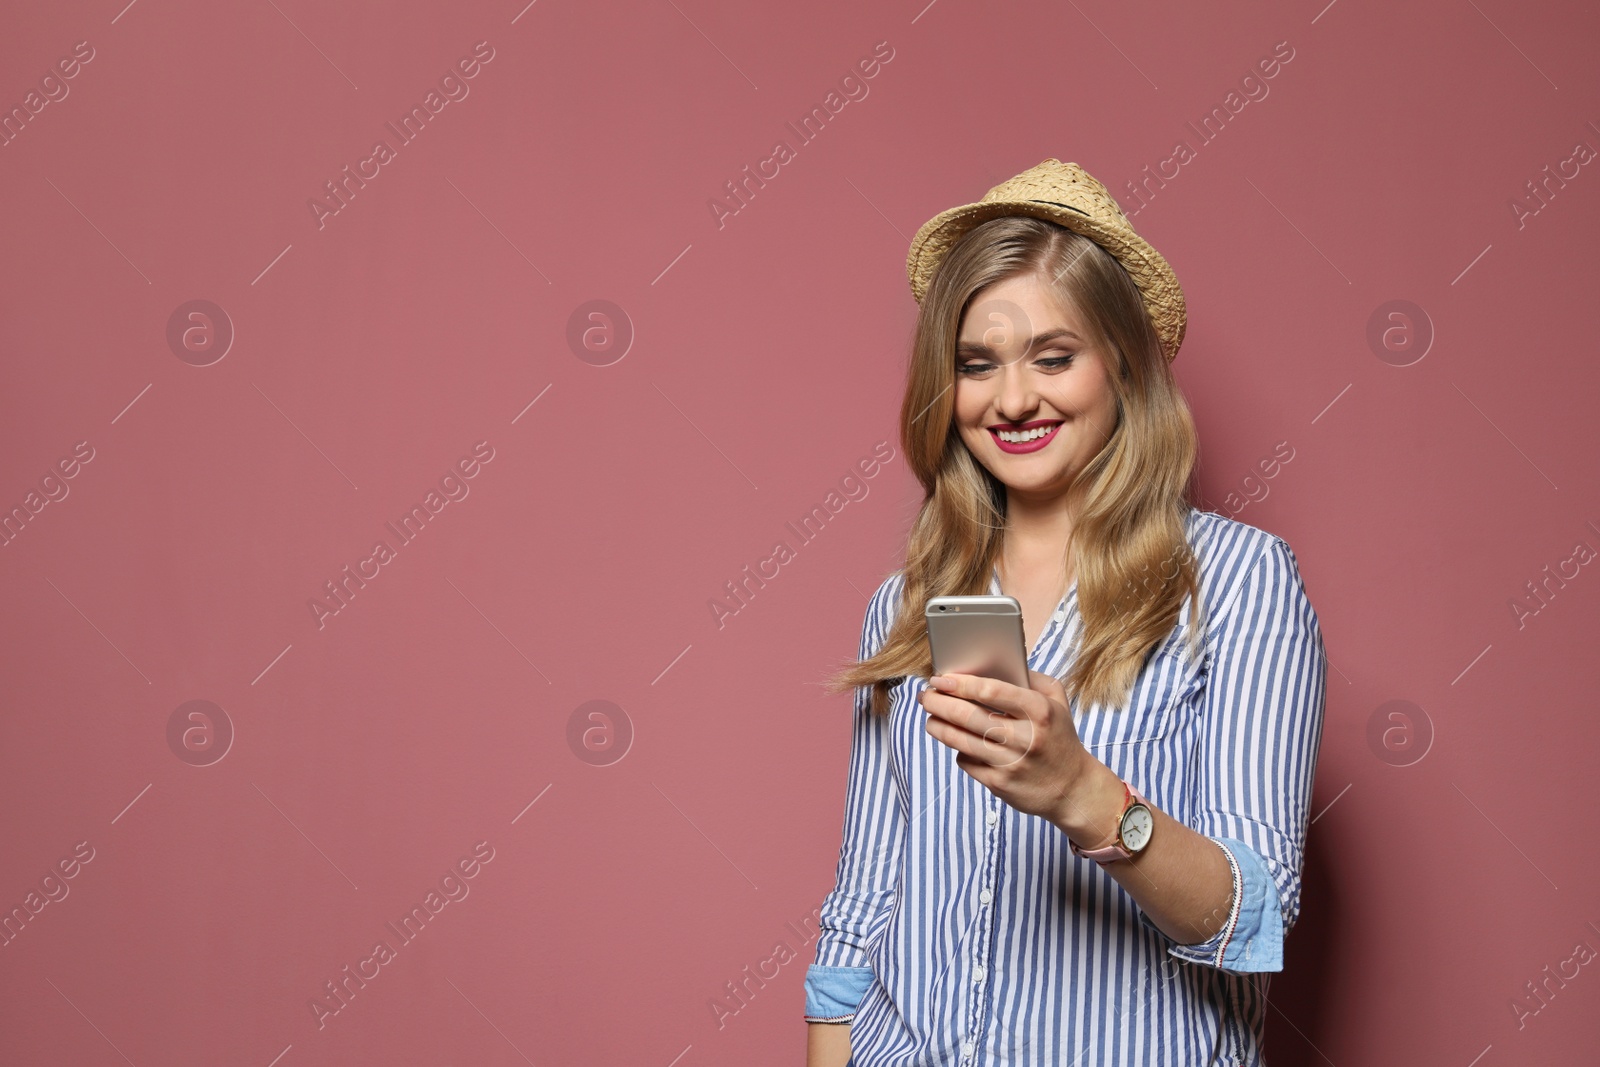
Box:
[905,159,1187,361]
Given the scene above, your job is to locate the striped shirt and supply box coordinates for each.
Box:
[804,507,1327,1066]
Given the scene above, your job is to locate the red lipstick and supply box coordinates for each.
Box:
[987,419,1063,455]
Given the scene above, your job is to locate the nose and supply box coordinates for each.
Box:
[993,355,1039,423]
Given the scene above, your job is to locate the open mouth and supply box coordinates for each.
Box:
[988,420,1062,454]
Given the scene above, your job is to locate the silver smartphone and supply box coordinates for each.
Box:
[924,595,1031,690]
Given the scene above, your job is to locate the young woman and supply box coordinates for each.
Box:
[803,160,1327,1067]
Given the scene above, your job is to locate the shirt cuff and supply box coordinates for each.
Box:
[1141,837,1285,972]
[803,964,875,1022]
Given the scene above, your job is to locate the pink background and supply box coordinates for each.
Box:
[3,0,1598,1063]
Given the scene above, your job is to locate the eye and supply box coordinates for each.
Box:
[957,351,1075,375]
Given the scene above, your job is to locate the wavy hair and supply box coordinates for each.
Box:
[828,215,1206,718]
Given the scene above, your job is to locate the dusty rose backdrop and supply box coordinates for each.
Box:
[2,0,1598,1064]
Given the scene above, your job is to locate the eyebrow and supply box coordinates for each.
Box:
[955,327,1083,357]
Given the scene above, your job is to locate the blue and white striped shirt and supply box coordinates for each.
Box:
[804,507,1327,1066]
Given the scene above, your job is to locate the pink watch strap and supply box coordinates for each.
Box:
[1070,781,1148,863]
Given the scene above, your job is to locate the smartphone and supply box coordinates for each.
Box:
[924,595,1031,690]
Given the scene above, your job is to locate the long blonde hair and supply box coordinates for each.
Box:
[829,216,1205,718]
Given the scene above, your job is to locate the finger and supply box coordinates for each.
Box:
[918,686,1004,737]
[926,707,1023,768]
[931,672,1041,722]
[1024,668,1082,745]
[1027,668,1068,701]
[921,687,1035,765]
[953,750,994,784]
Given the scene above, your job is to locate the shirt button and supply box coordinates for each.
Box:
[979,889,992,904]
[986,810,999,826]
[962,1040,975,1056]
[973,970,985,985]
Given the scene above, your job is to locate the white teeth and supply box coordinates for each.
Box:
[996,425,1056,443]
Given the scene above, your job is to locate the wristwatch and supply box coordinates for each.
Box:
[1069,779,1154,864]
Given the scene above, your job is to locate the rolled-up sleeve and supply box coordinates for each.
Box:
[803,576,906,1022]
[1143,537,1327,974]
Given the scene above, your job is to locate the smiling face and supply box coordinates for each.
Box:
[952,271,1122,507]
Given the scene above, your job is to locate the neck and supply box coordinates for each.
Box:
[1002,483,1083,564]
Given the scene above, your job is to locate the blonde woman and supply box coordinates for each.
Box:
[804,160,1327,1067]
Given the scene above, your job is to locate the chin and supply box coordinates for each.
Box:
[994,470,1059,490]
[1000,464,1075,488]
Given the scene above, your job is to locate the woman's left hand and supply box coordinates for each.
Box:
[917,669,1097,823]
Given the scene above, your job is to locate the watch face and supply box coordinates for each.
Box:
[1121,804,1154,852]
